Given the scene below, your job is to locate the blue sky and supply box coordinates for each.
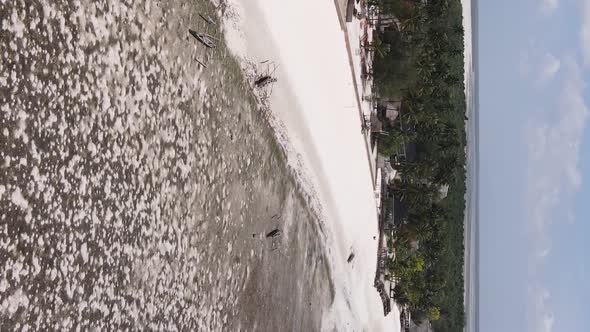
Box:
[479,0,590,331]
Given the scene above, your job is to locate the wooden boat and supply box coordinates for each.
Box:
[189,29,216,48]
[199,13,216,25]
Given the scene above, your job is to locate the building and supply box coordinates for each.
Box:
[376,13,401,32]
[377,100,402,126]
[377,153,398,185]
[384,100,402,124]
[375,167,382,214]
[345,0,355,22]
[437,184,449,201]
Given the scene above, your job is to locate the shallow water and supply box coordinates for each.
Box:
[0,1,332,330]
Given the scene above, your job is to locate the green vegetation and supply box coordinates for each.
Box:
[371,0,467,331]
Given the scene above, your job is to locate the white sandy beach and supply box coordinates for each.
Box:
[222,0,401,331]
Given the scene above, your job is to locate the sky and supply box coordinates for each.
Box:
[479,0,590,332]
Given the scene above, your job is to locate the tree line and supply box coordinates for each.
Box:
[370,0,467,331]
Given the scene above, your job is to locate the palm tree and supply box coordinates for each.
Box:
[452,23,464,35]
[399,9,425,33]
[364,34,389,58]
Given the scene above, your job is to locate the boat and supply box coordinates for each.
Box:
[189,29,216,48]
[199,13,216,25]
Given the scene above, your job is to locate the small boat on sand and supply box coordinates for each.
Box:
[189,29,216,48]
[199,13,216,25]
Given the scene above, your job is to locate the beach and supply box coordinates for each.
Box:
[222,0,401,330]
[0,1,335,330]
[0,0,400,330]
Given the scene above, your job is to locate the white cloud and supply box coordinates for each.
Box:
[528,285,555,332]
[524,58,588,332]
[541,0,559,14]
[519,49,561,85]
[525,58,588,241]
[581,0,590,67]
[537,247,550,259]
[538,53,561,83]
[542,315,555,332]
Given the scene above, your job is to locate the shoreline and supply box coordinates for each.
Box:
[333,0,379,189]
[220,0,400,330]
[0,1,334,330]
[461,0,477,331]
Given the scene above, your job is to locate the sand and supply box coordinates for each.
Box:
[221,0,401,330]
[0,0,334,330]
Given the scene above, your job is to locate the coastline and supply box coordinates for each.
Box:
[462,0,478,331]
[333,0,379,188]
[0,0,335,330]
[220,0,400,330]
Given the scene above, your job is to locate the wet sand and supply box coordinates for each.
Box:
[0,0,332,330]
[221,0,400,330]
